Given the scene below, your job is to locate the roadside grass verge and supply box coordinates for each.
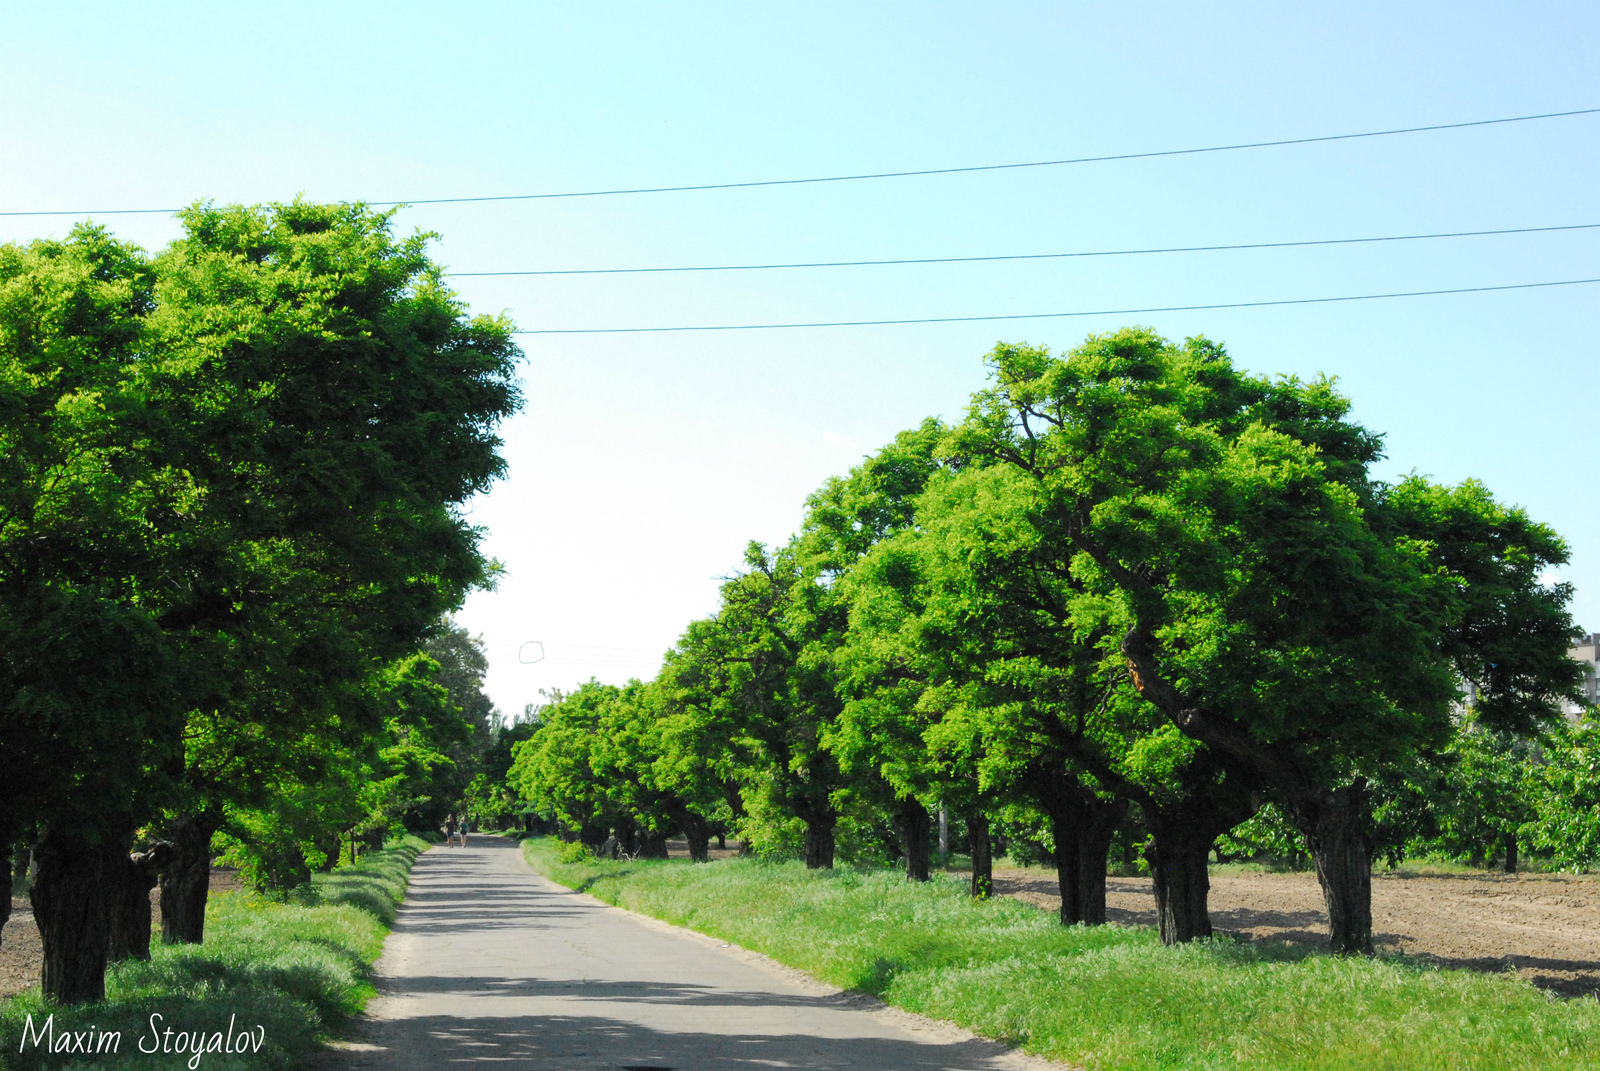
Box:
[0,834,427,1071]
[524,837,1600,1071]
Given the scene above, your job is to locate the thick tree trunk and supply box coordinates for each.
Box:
[682,812,712,863]
[1143,814,1214,944]
[1504,832,1519,874]
[31,825,121,1004]
[636,829,669,859]
[578,821,608,854]
[937,803,949,863]
[1049,800,1084,925]
[109,845,167,963]
[967,810,992,899]
[1075,796,1127,926]
[1293,781,1373,955]
[894,797,931,882]
[160,810,220,945]
[802,815,836,869]
[0,835,18,948]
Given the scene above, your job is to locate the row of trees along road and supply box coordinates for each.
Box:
[508,329,1582,955]
[0,203,521,1002]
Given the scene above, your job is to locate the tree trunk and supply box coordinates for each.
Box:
[894,797,931,882]
[1049,800,1084,925]
[1075,796,1127,926]
[1143,813,1214,944]
[31,825,120,1004]
[1293,781,1373,955]
[637,829,670,859]
[967,810,992,899]
[802,815,835,869]
[109,845,167,963]
[937,803,949,864]
[0,834,18,948]
[160,809,220,945]
[1504,832,1519,874]
[682,812,712,863]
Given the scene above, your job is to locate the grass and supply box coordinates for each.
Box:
[0,834,427,1071]
[525,837,1600,1071]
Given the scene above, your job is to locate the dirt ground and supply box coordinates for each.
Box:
[992,865,1600,997]
[0,867,242,1000]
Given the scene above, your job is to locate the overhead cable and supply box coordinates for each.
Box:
[510,277,1600,334]
[2,107,1595,218]
[452,222,1600,277]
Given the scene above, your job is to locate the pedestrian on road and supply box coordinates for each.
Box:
[459,816,471,846]
[444,815,459,847]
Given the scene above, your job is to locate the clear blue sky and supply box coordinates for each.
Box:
[4,2,1596,718]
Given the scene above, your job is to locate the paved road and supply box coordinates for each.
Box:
[332,836,1051,1071]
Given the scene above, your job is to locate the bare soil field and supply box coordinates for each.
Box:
[992,865,1600,997]
[0,867,243,1000]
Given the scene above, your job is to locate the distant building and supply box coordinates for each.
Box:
[1562,633,1600,718]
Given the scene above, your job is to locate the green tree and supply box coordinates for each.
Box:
[945,329,1576,952]
[0,200,520,1002]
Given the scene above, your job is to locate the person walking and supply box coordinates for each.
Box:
[444,814,459,848]
[459,816,471,847]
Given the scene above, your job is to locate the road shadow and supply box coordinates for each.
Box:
[322,1010,1032,1070]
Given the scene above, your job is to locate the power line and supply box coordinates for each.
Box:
[4,107,1596,218]
[510,277,1600,334]
[452,222,1600,277]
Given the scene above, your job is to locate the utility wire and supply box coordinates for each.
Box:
[3,107,1595,218]
[510,277,1600,334]
[452,222,1600,277]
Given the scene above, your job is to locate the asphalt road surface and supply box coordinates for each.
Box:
[329,836,1056,1071]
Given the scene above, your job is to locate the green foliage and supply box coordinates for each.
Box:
[523,838,1600,1071]
[1531,719,1600,869]
[0,836,425,1070]
[1216,804,1305,863]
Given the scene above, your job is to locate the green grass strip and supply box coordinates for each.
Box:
[0,834,427,1071]
[525,838,1600,1071]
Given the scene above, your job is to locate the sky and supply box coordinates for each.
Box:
[2,2,1596,720]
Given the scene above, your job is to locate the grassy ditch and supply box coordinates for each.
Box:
[0,834,427,1071]
[525,837,1600,1071]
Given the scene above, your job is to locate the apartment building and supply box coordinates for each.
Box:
[1562,633,1600,718]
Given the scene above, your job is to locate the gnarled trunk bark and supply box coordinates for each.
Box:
[31,824,122,1004]
[1143,812,1214,944]
[1048,799,1084,925]
[637,829,670,859]
[1504,832,1518,874]
[894,797,931,882]
[802,813,836,869]
[109,844,168,963]
[1075,796,1127,926]
[967,810,992,899]
[681,811,713,863]
[160,809,221,945]
[1291,781,1373,954]
[0,831,21,947]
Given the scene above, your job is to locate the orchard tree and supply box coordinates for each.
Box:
[800,420,950,881]
[0,200,520,1002]
[948,329,1579,952]
[0,226,192,1001]
[844,459,1246,934]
